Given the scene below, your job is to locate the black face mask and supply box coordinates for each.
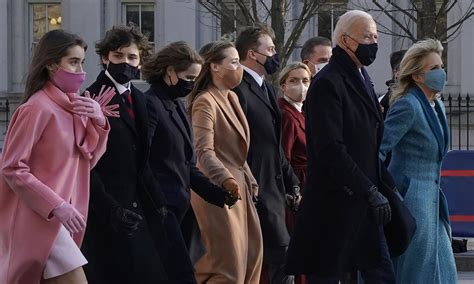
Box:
[169,76,194,98]
[107,62,139,84]
[355,43,378,66]
[344,34,378,66]
[254,51,280,75]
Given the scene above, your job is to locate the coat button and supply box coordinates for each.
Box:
[276,174,282,180]
[132,202,138,208]
[185,160,190,165]
[375,122,380,129]
[272,119,276,124]
[186,188,190,193]
[239,166,243,170]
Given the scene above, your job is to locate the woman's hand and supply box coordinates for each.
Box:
[52,202,86,234]
[72,91,106,127]
[222,178,241,200]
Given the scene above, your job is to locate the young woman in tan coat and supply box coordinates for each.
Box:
[188,41,263,283]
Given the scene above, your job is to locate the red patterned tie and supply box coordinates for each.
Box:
[122,90,135,119]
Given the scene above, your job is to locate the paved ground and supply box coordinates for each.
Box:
[458,272,474,283]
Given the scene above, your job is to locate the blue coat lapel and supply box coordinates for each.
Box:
[411,86,448,157]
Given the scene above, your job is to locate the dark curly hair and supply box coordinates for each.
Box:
[95,24,153,68]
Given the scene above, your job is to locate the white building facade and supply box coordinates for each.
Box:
[0,0,472,101]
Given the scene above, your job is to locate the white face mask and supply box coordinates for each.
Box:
[315,62,328,74]
[284,83,309,103]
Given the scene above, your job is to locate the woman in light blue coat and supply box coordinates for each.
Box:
[380,39,457,284]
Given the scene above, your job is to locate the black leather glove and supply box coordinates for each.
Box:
[223,191,240,209]
[110,206,143,235]
[156,206,168,222]
[391,186,404,201]
[286,185,302,212]
[366,185,391,226]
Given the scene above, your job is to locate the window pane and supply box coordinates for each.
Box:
[47,4,61,32]
[141,5,155,42]
[126,5,140,27]
[32,4,47,43]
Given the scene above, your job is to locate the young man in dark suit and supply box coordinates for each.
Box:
[81,25,195,283]
[233,25,301,284]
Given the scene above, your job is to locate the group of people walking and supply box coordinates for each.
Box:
[0,8,458,284]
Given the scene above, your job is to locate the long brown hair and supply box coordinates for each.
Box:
[142,41,203,84]
[187,41,235,113]
[23,30,87,103]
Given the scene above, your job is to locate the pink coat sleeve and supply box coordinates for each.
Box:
[1,104,64,220]
[86,118,110,169]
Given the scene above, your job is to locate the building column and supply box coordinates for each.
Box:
[459,1,474,95]
[0,0,8,94]
[61,0,103,89]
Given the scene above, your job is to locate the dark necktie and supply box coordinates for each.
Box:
[122,90,135,119]
[261,81,270,102]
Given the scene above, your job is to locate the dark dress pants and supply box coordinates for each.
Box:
[307,226,395,284]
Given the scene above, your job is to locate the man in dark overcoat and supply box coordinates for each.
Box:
[81,25,195,283]
[234,25,301,284]
[286,10,400,284]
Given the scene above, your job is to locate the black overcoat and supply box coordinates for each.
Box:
[81,71,168,283]
[233,72,299,248]
[145,79,228,263]
[286,46,396,277]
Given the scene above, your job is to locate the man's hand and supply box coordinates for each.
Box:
[110,206,143,235]
[367,186,391,226]
[286,185,302,212]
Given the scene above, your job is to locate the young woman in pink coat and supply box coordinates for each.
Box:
[0,30,111,284]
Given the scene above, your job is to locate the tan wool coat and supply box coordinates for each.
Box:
[191,86,263,284]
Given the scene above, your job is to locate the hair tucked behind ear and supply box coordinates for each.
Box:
[24,30,87,103]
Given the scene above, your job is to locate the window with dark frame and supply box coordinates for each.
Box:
[123,3,155,80]
[30,3,61,57]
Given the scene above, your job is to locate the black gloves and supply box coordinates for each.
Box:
[110,206,143,235]
[286,185,302,212]
[223,191,240,208]
[366,185,391,226]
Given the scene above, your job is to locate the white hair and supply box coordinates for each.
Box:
[332,10,374,46]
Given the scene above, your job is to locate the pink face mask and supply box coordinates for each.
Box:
[51,67,86,93]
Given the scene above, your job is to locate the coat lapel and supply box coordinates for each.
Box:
[412,86,446,157]
[243,71,276,115]
[332,46,381,122]
[94,72,137,135]
[131,86,150,164]
[208,87,248,145]
[161,95,193,150]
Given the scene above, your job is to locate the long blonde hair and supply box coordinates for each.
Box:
[390,38,443,104]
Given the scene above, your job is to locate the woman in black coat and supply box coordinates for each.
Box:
[142,41,236,264]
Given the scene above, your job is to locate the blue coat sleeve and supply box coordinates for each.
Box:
[379,96,416,161]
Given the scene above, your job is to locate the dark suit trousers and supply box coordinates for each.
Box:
[265,246,295,284]
[306,226,395,284]
[162,211,197,284]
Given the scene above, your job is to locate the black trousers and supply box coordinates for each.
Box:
[307,226,396,284]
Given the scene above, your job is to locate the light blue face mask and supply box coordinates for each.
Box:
[423,68,446,93]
